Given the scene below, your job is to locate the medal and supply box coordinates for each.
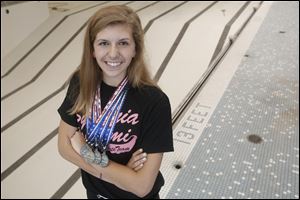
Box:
[85,77,129,167]
[94,148,102,165]
[100,151,109,167]
[80,144,95,163]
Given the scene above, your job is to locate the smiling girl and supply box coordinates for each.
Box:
[57,5,173,199]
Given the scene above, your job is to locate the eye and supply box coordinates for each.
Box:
[99,41,109,46]
[119,41,129,46]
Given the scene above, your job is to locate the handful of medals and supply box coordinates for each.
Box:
[80,77,129,167]
[80,143,109,167]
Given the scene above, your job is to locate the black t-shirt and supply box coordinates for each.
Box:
[58,73,174,199]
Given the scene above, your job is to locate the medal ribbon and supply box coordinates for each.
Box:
[86,77,128,150]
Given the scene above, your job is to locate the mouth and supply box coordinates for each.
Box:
[105,61,122,67]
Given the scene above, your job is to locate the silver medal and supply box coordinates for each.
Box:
[86,78,128,168]
[80,144,95,163]
[94,148,102,165]
[100,151,109,167]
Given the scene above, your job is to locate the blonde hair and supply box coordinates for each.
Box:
[70,5,156,116]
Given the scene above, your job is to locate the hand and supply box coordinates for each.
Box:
[127,149,147,171]
[71,131,86,154]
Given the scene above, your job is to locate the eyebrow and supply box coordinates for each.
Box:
[96,38,131,43]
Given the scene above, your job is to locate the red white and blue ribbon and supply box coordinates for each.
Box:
[86,77,129,151]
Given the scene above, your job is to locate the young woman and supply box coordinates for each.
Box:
[57,5,173,199]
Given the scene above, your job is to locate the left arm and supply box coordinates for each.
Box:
[71,132,162,198]
[97,153,162,197]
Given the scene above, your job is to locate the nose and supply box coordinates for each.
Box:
[108,44,119,59]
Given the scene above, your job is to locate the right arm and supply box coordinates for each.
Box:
[58,120,146,176]
[57,120,100,178]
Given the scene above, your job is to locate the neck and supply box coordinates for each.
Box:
[103,76,126,87]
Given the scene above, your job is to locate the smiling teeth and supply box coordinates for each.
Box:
[107,62,121,67]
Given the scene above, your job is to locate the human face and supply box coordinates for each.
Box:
[93,24,136,86]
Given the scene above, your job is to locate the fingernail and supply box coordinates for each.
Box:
[143,153,147,156]
[140,148,143,152]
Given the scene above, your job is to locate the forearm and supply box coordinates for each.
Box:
[69,130,161,197]
[58,135,99,178]
[71,142,152,197]
[92,161,156,197]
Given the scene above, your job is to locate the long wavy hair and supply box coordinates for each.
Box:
[70,5,156,116]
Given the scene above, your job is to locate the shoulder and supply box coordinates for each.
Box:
[136,85,170,106]
[69,71,80,88]
[66,70,80,100]
[129,85,171,114]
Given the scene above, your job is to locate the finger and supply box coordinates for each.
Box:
[134,153,147,163]
[131,151,145,163]
[137,153,147,161]
[132,157,147,168]
[132,148,143,157]
[127,149,145,169]
[127,156,136,167]
[134,164,144,171]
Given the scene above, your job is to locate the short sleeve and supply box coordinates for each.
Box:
[140,93,174,153]
[57,73,80,128]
